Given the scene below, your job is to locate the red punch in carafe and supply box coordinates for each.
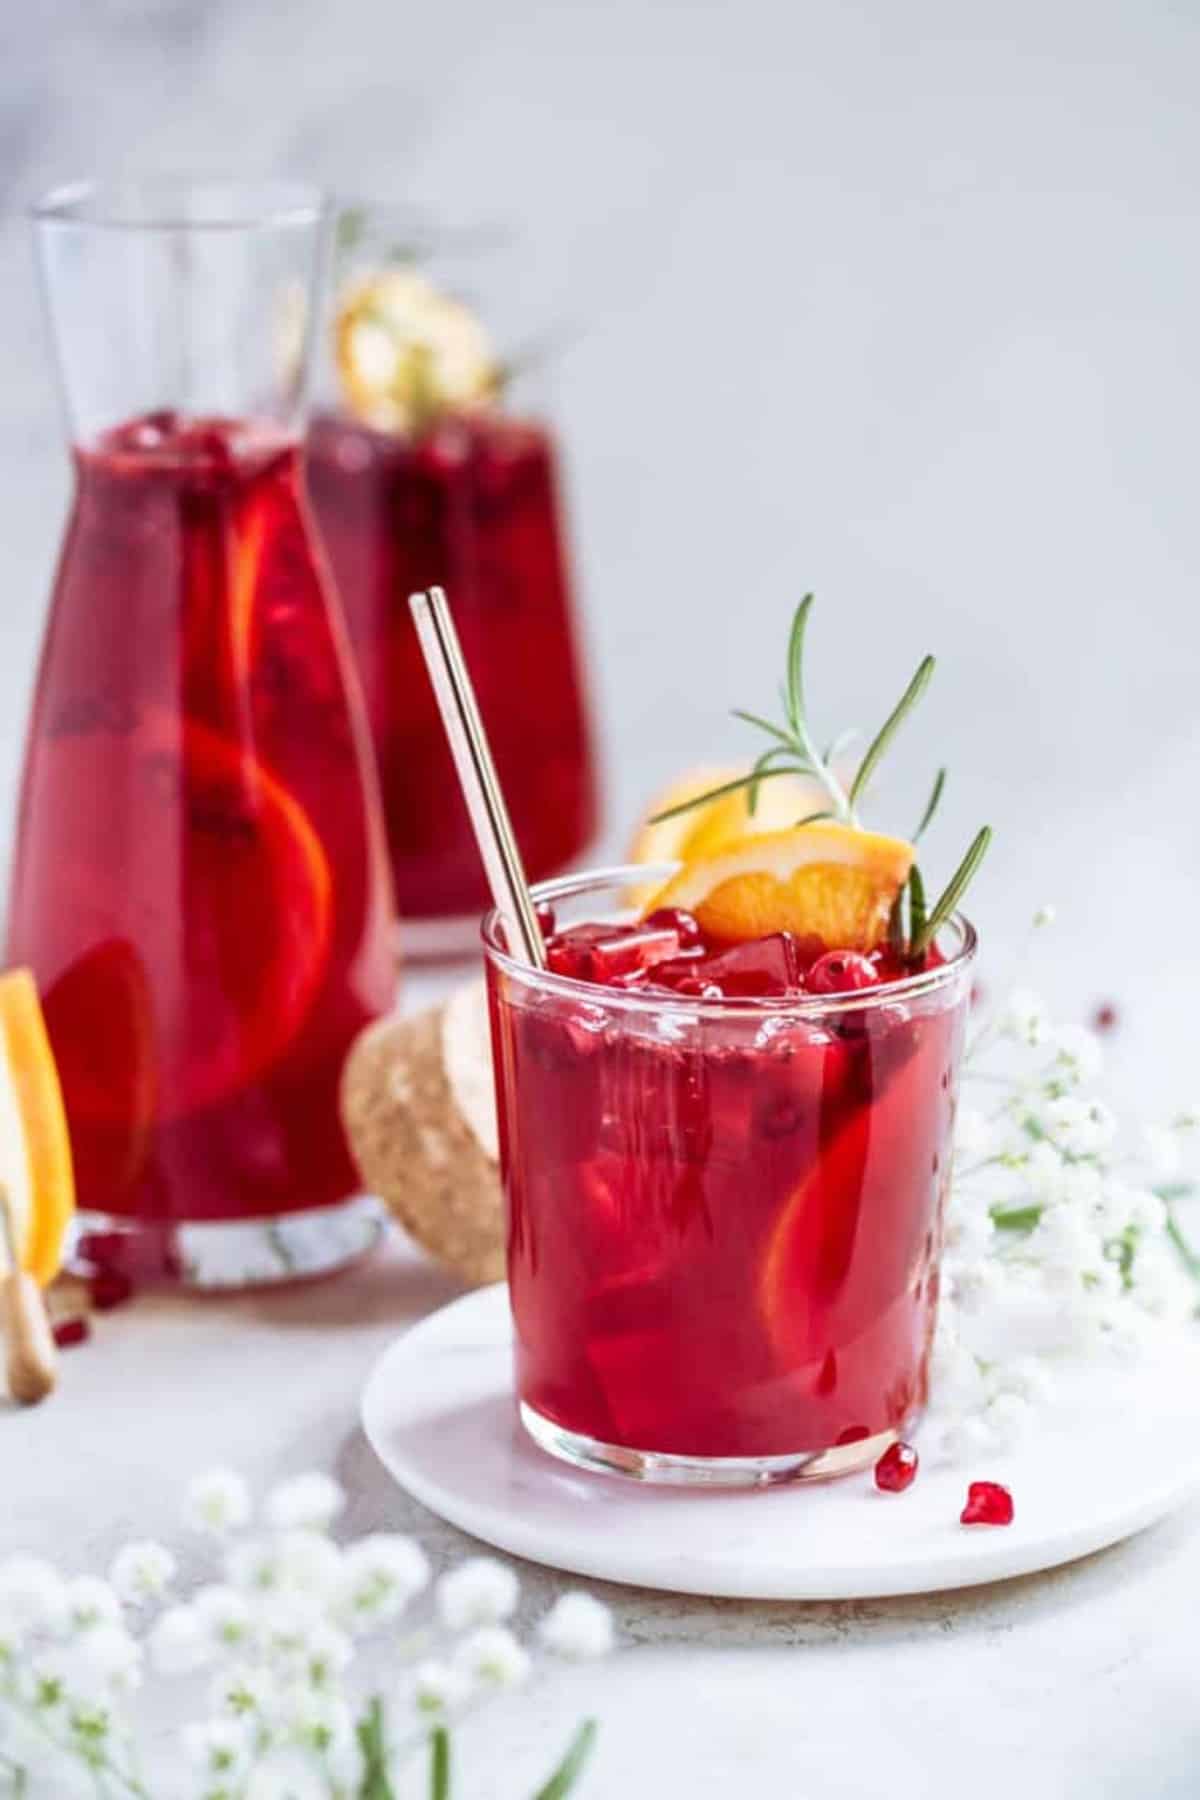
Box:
[306,247,598,948]
[7,182,396,1287]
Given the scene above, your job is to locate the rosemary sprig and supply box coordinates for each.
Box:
[910,826,992,958]
[847,655,935,813]
[646,595,991,952]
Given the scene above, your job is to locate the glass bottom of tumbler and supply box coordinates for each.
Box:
[519,1402,901,1489]
[75,1196,386,1291]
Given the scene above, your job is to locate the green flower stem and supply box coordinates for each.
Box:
[430,1725,451,1800]
[533,1720,598,1800]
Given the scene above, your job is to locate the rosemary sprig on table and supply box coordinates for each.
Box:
[649,594,991,957]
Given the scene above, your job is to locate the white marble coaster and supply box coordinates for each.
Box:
[361,1284,1200,1600]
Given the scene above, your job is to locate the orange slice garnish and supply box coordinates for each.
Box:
[334,269,499,434]
[643,823,915,949]
[627,766,832,910]
[0,969,75,1287]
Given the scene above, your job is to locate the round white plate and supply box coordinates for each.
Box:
[361,1284,1200,1600]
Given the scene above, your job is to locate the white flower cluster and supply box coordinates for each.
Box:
[0,1470,614,1799]
[927,941,1200,1463]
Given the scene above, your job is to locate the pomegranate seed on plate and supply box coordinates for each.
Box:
[874,1441,919,1493]
[960,1480,1014,1526]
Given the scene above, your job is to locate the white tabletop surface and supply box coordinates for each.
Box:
[3,965,1197,1800]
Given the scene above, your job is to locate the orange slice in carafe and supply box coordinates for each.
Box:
[29,713,334,1123]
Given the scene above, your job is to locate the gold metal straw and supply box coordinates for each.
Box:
[409,587,547,969]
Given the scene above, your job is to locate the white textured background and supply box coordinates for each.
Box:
[2,0,1198,1094]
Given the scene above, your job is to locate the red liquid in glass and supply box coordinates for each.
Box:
[6,413,395,1238]
[489,918,968,1459]
[306,412,598,919]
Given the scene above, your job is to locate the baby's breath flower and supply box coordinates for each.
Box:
[938,1413,996,1463]
[149,1604,214,1676]
[435,1557,518,1632]
[539,1592,615,1660]
[74,1622,143,1697]
[0,1556,68,1636]
[110,1540,176,1606]
[183,1715,253,1782]
[413,1658,473,1715]
[982,1391,1031,1450]
[263,1473,345,1535]
[1002,987,1051,1048]
[192,1584,253,1652]
[953,1106,996,1161]
[209,1660,277,1722]
[1025,1140,1067,1204]
[276,1530,343,1600]
[1032,904,1057,928]
[244,1746,328,1800]
[338,1534,429,1632]
[64,1576,122,1636]
[256,1590,327,1664]
[1050,1025,1103,1086]
[989,1356,1054,1407]
[1042,1097,1117,1158]
[280,1621,353,1692]
[183,1468,253,1539]
[277,1686,358,1763]
[453,1625,531,1690]
[226,1537,284,1596]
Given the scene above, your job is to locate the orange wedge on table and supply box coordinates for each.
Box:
[643,822,915,951]
[628,765,834,910]
[0,970,75,1287]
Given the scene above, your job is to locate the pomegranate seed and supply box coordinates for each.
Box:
[960,1480,1014,1526]
[1092,1001,1119,1034]
[89,1267,134,1312]
[643,906,704,952]
[808,951,880,995]
[874,1441,919,1493]
[52,1316,91,1350]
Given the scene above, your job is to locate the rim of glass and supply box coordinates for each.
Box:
[482,862,977,1018]
[31,179,328,233]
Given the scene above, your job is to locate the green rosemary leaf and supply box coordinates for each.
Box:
[912,825,992,956]
[794,810,835,826]
[848,654,935,813]
[732,708,795,749]
[822,726,861,767]
[748,746,796,815]
[648,765,803,825]
[907,864,927,953]
[533,1720,598,1800]
[914,767,946,842]
[430,1725,451,1800]
[785,595,815,739]
[887,887,907,955]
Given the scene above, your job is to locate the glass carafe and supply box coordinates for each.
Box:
[305,217,599,955]
[7,181,397,1288]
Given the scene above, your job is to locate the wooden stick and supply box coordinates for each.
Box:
[0,1184,57,1406]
